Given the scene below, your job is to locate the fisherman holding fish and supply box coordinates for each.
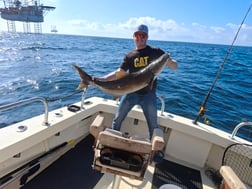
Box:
[73,24,177,140]
[95,24,177,139]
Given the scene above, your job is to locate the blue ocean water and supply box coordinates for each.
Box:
[0,32,251,139]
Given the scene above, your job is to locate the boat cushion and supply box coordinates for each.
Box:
[151,128,165,151]
[89,114,105,138]
[98,128,152,154]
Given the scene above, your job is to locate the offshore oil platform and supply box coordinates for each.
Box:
[0,0,55,33]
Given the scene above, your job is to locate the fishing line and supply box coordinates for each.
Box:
[46,90,82,102]
[194,2,252,124]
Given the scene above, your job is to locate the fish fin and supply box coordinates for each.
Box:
[73,64,92,90]
[115,70,128,79]
[149,77,156,91]
[77,83,87,90]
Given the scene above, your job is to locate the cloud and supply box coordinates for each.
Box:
[68,19,99,30]
[64,16,249,45]
[192,22,207,30]
[1,15,251,46]
[189,21,252,45]
[210,26,225,33]
[64,16,191,40]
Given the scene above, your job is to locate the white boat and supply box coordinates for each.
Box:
[0,94,251,189]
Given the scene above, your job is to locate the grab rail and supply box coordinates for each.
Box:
[231,121,252,139]
[0,97,49,126]
[157,95,165,115]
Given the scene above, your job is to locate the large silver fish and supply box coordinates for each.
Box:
[73,53,169,97]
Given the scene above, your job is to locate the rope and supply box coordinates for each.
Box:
[194,2,252,124]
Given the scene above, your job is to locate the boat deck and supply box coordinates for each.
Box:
[22,135,218,189]
[22,135,103,189]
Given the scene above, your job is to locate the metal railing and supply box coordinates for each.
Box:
[157,95,165,115]
[231,121,252,139]
[0,97,49,126]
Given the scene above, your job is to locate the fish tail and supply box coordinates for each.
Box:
[73,64,92,90]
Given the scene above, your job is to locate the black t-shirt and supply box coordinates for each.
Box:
[120,45,165,94]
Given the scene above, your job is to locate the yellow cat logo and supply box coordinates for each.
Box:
[134,56,149,68]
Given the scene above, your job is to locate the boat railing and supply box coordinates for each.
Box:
[0,97,49,126]
[231,121,252,140]
[157,95,165,115]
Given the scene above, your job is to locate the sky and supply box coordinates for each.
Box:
[0,0,252,46]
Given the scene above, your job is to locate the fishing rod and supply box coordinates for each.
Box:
[194,2,252,125]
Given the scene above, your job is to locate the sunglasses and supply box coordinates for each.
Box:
[134,33,147,39]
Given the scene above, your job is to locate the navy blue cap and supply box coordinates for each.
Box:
[134,24,148,35]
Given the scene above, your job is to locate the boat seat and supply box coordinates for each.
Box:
[89,114,165,180]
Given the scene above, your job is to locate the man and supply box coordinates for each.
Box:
[98,24,177,139]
